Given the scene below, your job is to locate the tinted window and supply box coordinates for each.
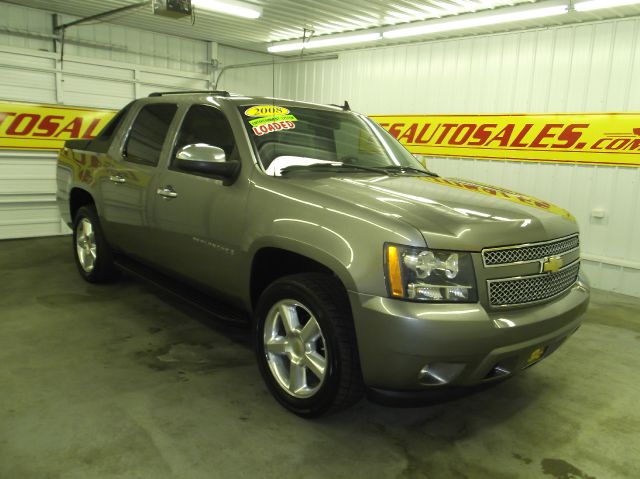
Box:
[96,102,132,141]
[173,105,236,167]
[125,103,177,166]
[82,102,133,154]
[238,105,424,176]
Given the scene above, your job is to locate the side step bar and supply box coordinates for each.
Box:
[114,256,248,326]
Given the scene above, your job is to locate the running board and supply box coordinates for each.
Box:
[114,256,249,326]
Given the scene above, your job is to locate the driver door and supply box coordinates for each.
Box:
[149,104,247,297]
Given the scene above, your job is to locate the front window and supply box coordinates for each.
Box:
[239,104,427,176]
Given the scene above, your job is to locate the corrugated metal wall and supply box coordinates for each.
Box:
[216,45,275,96]
[271,18,640,297]
[0,3,262,240]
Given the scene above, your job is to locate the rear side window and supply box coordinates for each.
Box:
[96,102,133,142]
[77,102,133,154]
[125,103,177,166]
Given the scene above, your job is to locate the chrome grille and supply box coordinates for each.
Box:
[483,235,579,266]
[488,261,580,307]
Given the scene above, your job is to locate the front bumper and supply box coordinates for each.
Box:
[348,279,590,391]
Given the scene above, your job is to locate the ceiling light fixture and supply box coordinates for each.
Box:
[574,0,640,11]
[268,32,382,53]
[191,0,262,19]
[383,2,568,39]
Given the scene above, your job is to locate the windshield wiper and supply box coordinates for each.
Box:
[380,166,439,177]
[280,163,390,176]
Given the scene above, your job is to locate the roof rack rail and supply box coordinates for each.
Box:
[329,100,351,111]
[148,90,231,97]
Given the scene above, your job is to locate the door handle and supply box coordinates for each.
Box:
[156,186,178,199]
[109,175,126,184]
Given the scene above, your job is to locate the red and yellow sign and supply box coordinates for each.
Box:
[3,101,640,168]
[0,101,116,150]
[372,113,640,167]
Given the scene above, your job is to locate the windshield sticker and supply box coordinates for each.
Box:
[252,120,296,137]
[245,105,290,117]
[249,114,298,127]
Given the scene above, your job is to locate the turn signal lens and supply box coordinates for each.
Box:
[386,245,405,297]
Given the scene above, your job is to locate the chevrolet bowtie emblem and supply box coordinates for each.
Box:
[542,256,564,273]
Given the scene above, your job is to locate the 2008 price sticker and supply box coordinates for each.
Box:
[245,105,290,117]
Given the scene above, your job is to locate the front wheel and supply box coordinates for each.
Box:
[254,273,363,417]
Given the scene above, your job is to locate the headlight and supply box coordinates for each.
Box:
[384,244,478,302]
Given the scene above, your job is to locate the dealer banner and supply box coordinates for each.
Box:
[371,113,640,167]
[0,101,116,150]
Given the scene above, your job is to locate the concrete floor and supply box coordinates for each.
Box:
[1,236,639,479]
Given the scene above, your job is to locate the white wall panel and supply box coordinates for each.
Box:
[216,45,275,97]
[273,18,640,297]
[0,3,51,51]
[61,17,209,74]
[0,150,65,240]
[0,50,57,103]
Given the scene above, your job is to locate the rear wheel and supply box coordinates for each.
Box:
[72,205,118,283]
[254,273,363,417]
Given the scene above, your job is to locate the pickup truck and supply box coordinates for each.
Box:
[57,91,590,416]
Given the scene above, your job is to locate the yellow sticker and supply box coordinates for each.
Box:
[245,105,290,117]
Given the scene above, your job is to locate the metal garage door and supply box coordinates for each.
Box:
[0,6,213,239]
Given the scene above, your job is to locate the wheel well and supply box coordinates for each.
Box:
[69,188,95,221]
[250,248,339,307]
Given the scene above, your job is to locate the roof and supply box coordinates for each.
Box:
[145,91,351,112]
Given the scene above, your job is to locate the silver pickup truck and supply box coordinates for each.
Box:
[56,91,590,416]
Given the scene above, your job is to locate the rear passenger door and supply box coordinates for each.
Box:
[149,104,248,298]
[99,102,177,260]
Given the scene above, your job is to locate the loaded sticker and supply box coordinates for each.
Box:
[251,120,296,136]
[245,105,298,137]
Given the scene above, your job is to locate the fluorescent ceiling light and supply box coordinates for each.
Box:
[192,0,262,19]
[268,42,306,53]
[383,4,568,39]
[268,33,382,53]
[574,0,640,11]
[306,32,382,49]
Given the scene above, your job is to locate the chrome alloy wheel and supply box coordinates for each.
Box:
[263,299,328,398]
[76,218,97,273]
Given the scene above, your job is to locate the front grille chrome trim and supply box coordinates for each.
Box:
[487,260,580,308]
[482,234,580,267]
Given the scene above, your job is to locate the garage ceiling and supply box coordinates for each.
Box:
[5,0,640,54]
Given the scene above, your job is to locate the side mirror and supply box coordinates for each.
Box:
[175,143,240,183]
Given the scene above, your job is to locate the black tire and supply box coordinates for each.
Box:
[254,273,364,417]
[72,205,118,283]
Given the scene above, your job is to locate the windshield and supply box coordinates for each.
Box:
[239,104,426,176]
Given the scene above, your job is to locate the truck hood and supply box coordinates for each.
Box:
[295,174,577,251]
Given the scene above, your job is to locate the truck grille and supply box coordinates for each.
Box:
[488,261,580,307]
[483,234,579,266]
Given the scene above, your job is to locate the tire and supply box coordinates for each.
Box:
[254,273,364,417]
[72,205,118,283]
